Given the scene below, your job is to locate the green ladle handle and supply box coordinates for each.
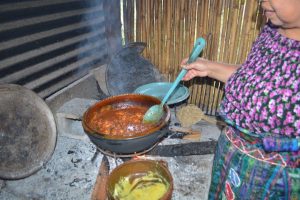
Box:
[161,37,206,105]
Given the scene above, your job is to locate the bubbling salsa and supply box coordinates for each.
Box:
[89,105,156,137]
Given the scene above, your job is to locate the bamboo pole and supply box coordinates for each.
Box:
[157,0,162,71]
[136,0,140,42]
[228,0,239,63]
[219,0,230,62]
[190,0,203,104]
[164,0,172,78]
[150,1,155,65]
[145,0,151,58]
[128,0,134,42]
[171,0,177,81]
[241,0,253,61]
[153,1,159,67]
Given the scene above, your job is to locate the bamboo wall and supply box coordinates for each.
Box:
[122,0,265,115]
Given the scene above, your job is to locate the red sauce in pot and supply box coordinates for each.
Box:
[89,105,156,137]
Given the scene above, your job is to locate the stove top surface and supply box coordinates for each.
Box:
[0,98,222,200]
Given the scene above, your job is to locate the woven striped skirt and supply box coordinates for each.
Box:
[208,128,300,200]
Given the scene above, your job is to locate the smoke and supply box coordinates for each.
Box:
[77,0,118,74]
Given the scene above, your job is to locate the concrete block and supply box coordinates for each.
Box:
[56,98,97,140]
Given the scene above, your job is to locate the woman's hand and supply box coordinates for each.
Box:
[180,58,240,83]
[181,58,210,81]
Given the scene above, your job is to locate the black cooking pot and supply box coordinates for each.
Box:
[82,94,170,154]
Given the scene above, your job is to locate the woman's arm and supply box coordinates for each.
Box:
[181,58,240,83]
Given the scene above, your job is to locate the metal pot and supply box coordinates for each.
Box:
[82,94,170,154]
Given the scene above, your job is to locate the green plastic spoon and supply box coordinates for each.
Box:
[143,37,206,124]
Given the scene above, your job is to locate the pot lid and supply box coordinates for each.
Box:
[105,42,164,96]
[134,82,190,105]
[0,84,57,180]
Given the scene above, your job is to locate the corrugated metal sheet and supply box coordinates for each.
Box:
[0,0,122,98]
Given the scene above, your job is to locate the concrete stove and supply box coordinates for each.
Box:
[0,97,222,200]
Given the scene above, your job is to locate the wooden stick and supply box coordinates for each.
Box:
[91,155,110,200]
[169,125,201,141]
[169,125,201,135]
[183,133,201,140]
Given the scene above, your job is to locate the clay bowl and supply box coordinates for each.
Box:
[107,159,173,200]
[82,94,170,154]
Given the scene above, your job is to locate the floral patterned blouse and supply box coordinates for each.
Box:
[220,23,300,139]
[210,23,300,199]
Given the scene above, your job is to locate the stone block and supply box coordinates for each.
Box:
[56,98,97,140]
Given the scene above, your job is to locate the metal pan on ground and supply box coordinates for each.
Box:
[0,84,57,180]
[133,82,189,105]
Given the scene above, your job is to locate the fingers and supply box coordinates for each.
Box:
[182,70,198,81]
[180,58,189,65]
[180,58,209,80]
[182,73,194,81]
[182,67,209,81]
[184,58,208,70]
[182,62,199,71]
[182,63,193,70]
[181,57,201,68]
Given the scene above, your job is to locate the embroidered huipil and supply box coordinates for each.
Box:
[208,24,300,200]
[222,25,300,138]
